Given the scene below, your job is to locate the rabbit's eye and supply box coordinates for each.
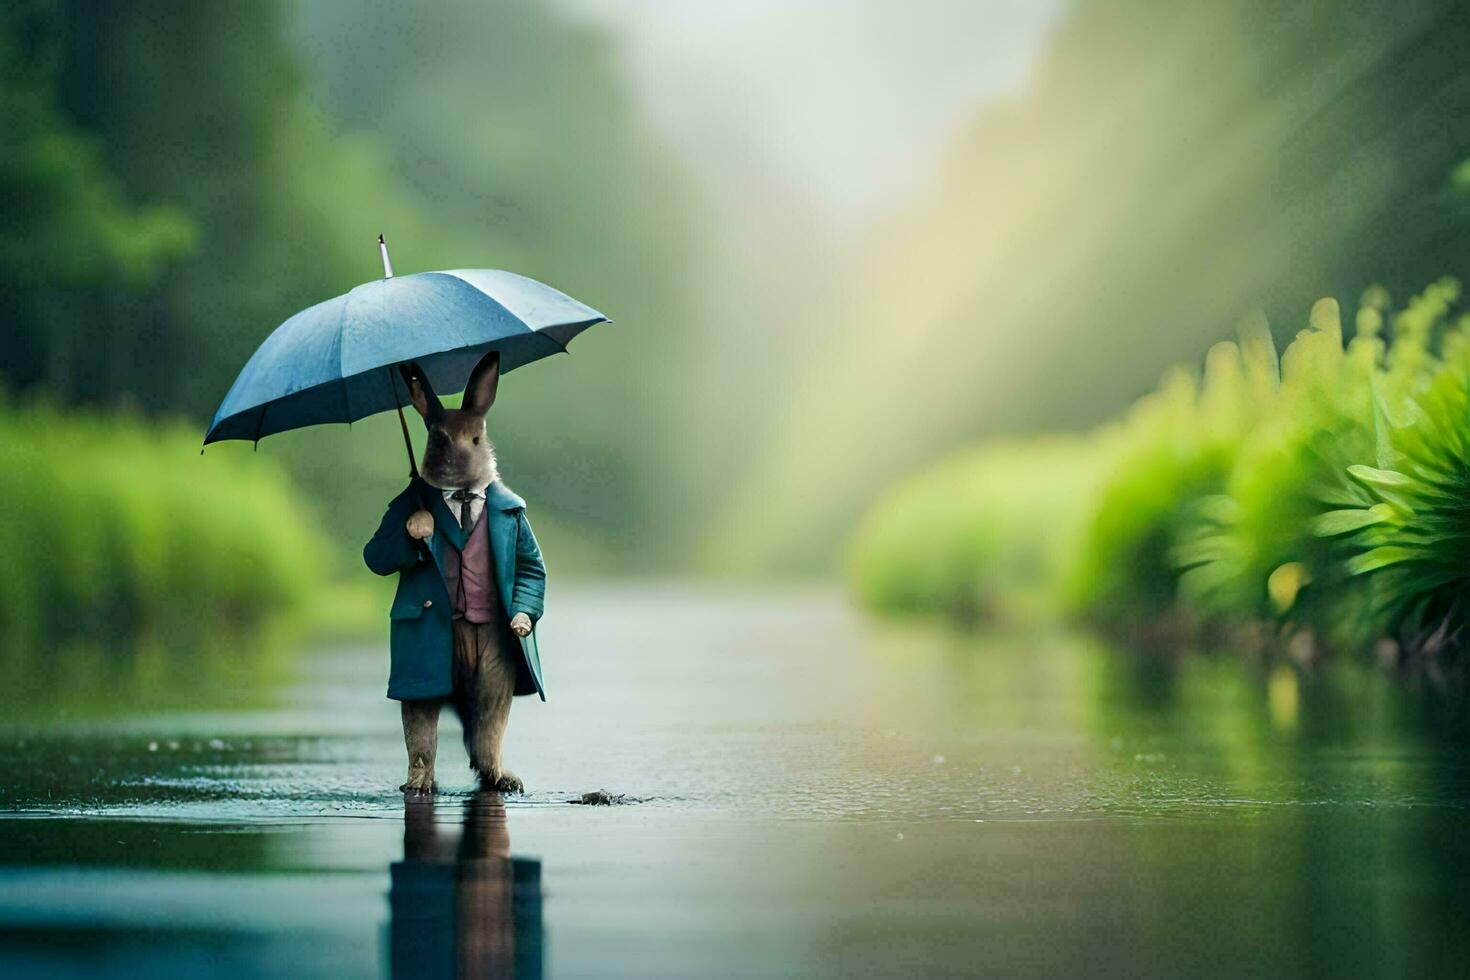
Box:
[473,437,480,445]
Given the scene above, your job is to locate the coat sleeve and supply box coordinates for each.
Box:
[510,509,546,622]
[363,489,426,576]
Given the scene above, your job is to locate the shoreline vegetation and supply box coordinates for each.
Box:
[0,400,335,714]
[850,280,1470,685]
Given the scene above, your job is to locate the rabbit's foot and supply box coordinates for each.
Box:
[478,769,523,794]
[400,771,438,795]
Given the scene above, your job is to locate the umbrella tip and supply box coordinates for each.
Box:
[378,234,394,278]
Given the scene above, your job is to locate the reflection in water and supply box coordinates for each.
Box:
[389,792,543,979]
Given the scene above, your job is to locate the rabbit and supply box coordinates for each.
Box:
[364,348,548,796]
[402,354,503,501]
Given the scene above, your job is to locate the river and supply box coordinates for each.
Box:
[1,585,1468,977]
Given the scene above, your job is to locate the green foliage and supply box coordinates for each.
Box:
[847,439,1101,622]
[0,1,195,292]
[0,400,326,655]
[852,279,1470,665]
[1171,299,1379,641]
[0,0,714,573]
[727,0,1470,576]
[1072,328,1278,629]
[1322,335,1470,658]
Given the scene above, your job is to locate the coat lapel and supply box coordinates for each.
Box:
[488,507,518,612]
[484,481,525,612]
[416,479,467,552]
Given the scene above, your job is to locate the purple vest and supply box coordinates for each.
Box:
[441,510,500,624]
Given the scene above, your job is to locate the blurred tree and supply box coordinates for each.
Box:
[0,0,713,572]
[0,0,194,403]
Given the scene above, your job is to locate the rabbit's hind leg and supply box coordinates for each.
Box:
[469,630,521,793]
[400,698,443,795]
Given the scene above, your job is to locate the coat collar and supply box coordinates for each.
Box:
[415,475,523,510]
[412,477,523,551]
[484,481,525,513]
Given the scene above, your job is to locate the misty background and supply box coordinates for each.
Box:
[6,0,1470,579]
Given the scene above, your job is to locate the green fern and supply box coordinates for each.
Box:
[851,277,1470,668]
[1319,338,1470,657]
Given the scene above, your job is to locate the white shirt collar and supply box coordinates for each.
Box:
[435,477,492,498]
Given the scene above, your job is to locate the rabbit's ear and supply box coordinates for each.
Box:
[463,349,501,416]
[399,361,442,420]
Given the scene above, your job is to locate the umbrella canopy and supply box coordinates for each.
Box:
[204,267,608,446]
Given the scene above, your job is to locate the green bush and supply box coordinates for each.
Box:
[847,439,1102,623]
[1070,324,1277,632]
[0,401,325,655]
[1169,299,1379,643]
[850,279,1470,666]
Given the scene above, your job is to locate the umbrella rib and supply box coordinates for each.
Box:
[439,271,570,356]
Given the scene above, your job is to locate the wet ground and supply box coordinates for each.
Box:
[3,585,1470,977]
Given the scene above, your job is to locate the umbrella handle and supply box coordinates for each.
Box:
[388,366,419,480]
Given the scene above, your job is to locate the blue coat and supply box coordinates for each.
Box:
[363,477,547,702]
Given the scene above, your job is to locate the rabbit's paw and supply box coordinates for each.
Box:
[406,509,434,540]
[400,771,437,795]
[479,769,524,794]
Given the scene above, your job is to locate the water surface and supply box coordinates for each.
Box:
[2,586,1468,977]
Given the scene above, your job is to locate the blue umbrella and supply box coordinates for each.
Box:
[204,237,609,472]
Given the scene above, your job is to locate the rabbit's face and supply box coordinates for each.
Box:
[421,410,497,489]
[401,351,502,490]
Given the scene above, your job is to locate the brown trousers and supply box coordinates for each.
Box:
[401,619,518,790]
